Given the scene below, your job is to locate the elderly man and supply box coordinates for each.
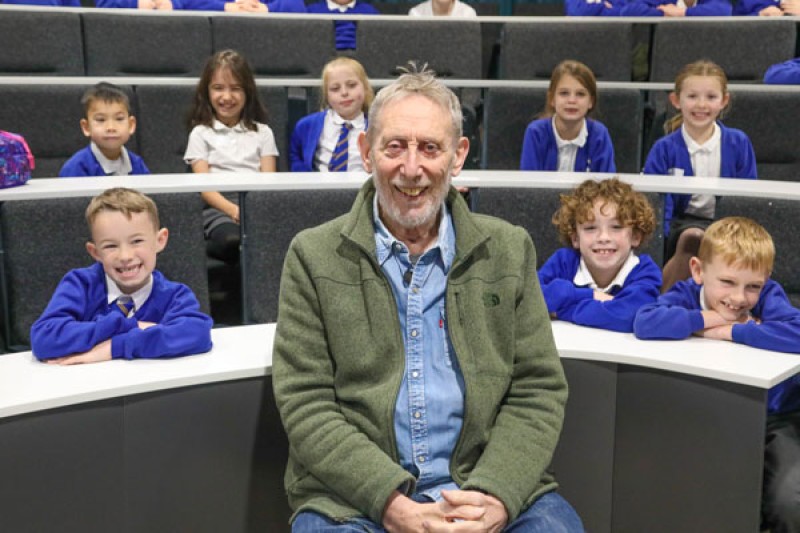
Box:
[273,66,582,532]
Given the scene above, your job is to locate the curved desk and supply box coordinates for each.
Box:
[2,322,798,532]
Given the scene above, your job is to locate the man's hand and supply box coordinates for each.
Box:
[593,290,614,302]
[382,491,449,533]
[423,490,508,533]
[45,340,112,366]
[658,3,687,15]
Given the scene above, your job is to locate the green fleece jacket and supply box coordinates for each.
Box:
[272,179,567,524]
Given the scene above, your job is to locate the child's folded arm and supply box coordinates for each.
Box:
[732,283,800,354]
[633,301,705,340]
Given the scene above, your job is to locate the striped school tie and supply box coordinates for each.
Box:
[329,122,352,172]
[116,296,135,318]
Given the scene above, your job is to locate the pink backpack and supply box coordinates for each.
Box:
[0,130,34,188]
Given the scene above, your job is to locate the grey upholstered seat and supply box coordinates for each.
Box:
[212,17,334,78]
[242,189,358,324]
[0,84,138,178]
[83,13,212,76]
[354,19,483,79]
[0,194,209,350]
[649,20,796,82]
[497,21,633,81]
[0,11,84,75]
[482,86,644,174]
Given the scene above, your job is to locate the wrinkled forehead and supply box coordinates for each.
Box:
[373,94,455,143]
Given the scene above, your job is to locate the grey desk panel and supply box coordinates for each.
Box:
[612,366,767,532]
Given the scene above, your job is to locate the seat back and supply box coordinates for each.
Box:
[0,84,138,178]
[354,19,483,79]
[83,13,212,76]
[497,22,633,81]
[212,17,335,77]
[723,90,800,182]
[649,20,796,82]
[0,11,84,75]
[242,189,358,324]
[0,194,209,349]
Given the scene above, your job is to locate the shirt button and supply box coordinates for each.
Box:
[412,287,419,294]
[410,329,418,338]
[414,411,421,419]
[411,371,419,378]
[418,456,426,463]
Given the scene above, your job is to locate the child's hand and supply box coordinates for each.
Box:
[658,4,686,15]
[781,0,800,14]
[137,0,156,8]
[45,340,113,366]
[696,324,734,341]
[152,0,174,9]
[593,290,614,302]
[226,204,241,224]
[138,321,158,330]
[759,4,784,14]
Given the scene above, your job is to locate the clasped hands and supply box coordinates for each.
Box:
[695,310,760,341]
[45,321,157,365]
[383,489,508,533]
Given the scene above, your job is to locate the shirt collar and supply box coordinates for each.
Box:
[105,273,154,313]
[552,117,588,149]
[211,119,247,133]
[372,192,455,273]
[682,123,721,156]
[90,142,132,176]
[327,0,355,11]
[330,109,365,129]
[573,251,640,292]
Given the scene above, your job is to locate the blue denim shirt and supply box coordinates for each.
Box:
[373,195,465,501]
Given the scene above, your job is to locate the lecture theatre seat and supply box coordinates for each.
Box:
[0,84,138,178]
[481,86,645,174]
[82,13,212,76]
[0,11,84,76]
[242,188,358,324]
[0,194,210,351]
[496,21,633,81]
[212,17,334,78]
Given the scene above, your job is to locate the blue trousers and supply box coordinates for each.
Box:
[292,491,584,532]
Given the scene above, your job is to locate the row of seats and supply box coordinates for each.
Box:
[1,9,797,82]
[1,82,798,179]
[2,186,799,353]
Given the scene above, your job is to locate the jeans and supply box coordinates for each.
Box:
[291,491,584,532]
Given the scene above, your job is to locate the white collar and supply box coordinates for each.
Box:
[105,273,154,314]
[682,123,721,156]
[330,109,365,129]
[553,117,588,149]
[90,142,132,175]
[211,119,247,133]
[573,251,640,292]
[327,0,355,11]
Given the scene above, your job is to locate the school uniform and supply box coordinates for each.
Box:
[538,248,661,333]
[306,0,379,50]
[289,110,366,172]
[177,0,305,10]
[620,0,731,16]
[95,0,184,6]
[59,144,150,178]
[764,57,800,85]
[565,0,625,16]
[520,118,616,173]
[644,121,757,237]
[2,0,79,5]
[408,0,477,16]
[30,262,213,361]
[733,0,778,15]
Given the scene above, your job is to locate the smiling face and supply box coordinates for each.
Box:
[571,200,641,288]
[325,64,366,121]
[670,75,729,142]
[360,94,468,238]
[691,257,766,322]
[80,100,136,161]
[209,67,245,127]
[86,210,168,295]
[550,74,593,131]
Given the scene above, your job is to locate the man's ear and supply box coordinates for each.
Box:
[449,136,470,177]
[689,257,704,285]
[358,132,372,173]
[155,228,169,253]
[86,241,100,262]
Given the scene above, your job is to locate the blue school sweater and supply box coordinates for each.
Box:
[620,0,731,16]
[306,1,379,50]
[177,0,305,10]
[31,262,213,361]
[643,122,757,237]
[519,118,616,173]
[289,110,368,172]
[764,58,800,85]
[733,0,778,15]
[59,145,150,178]
[565,0,624,16]
[634,279,800,414]
[538,248,661,333]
